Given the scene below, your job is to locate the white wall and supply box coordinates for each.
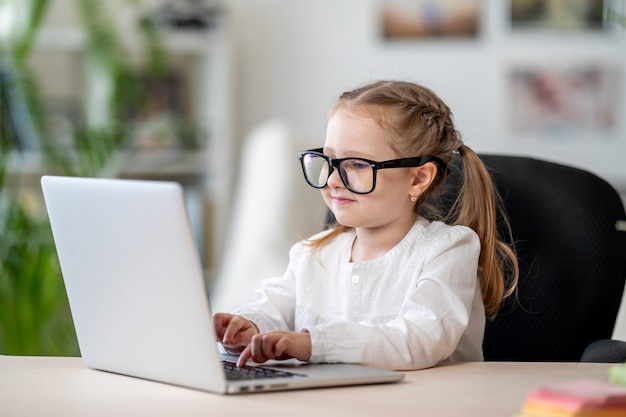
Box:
[226,0,626,338]
[228,0,626,194]
[36,0,626,191]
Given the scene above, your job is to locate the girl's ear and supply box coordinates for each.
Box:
[410,162,438,196]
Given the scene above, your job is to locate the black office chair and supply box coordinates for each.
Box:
[325,154,626,361]
[439,154,626,362]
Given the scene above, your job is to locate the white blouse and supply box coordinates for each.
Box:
[233,217,484,370]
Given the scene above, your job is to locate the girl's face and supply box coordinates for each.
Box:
[322,107,421,231]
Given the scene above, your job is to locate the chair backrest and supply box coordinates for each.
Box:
[441,154,626,361]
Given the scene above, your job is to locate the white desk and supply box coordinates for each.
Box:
[0,355,614,417]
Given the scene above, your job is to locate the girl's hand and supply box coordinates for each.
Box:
[236,330,312,368]
[212,313,259,353]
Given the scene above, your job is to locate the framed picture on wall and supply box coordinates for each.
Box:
[506,63,622,138]
[380,0,483,39]
[509,0,608,31]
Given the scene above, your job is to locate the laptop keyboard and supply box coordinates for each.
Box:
[222,361,301,381]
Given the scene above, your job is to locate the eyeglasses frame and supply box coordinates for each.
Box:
[297,148,445,195]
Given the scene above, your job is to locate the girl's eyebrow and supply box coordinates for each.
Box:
[323,147,379,160]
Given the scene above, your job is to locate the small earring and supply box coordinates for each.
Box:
[410,194,418,202]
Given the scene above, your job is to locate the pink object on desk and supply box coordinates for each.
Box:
[519,379,626,416]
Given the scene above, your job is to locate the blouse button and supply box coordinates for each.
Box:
[351,275,360,284]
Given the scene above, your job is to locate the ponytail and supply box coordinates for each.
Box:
[453,145,519,318]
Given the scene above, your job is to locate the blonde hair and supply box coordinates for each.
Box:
[309,80,518,319]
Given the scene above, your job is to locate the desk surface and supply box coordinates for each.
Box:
[0,355,614,417]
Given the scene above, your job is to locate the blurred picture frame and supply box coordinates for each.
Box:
[380,0,483,39]
[507,63,622,138]
[509,0,608,31]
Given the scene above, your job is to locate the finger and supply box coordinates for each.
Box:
[237,344,252,368]
[249,335,271,364]
[223,317,246,345]
[261,334,277,359]
[212,313,228,339]
[274,337,289,358]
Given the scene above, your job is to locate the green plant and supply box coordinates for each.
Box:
[0,0,79,356]
[0,0,183,356]
[0,196,79,355]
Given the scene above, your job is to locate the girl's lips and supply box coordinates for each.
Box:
[331,195,355,205]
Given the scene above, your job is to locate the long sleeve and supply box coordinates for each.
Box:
[233,218,483,371]
[232,267,297,333]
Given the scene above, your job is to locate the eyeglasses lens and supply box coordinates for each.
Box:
[340,159,373,193]
[303,154,330,187]
[302,154,374,193]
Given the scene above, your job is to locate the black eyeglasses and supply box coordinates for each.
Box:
[297,148,443,195]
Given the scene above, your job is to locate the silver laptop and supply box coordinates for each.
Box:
[40,175,404,394]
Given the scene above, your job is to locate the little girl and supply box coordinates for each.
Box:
[213,80,519,370]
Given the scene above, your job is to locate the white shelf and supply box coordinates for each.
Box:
[35,26,228,53]
[119,150,207,178]
[24,21,234,271]
[8,149,205,179]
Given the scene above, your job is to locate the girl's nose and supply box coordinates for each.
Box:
[326,167,344,189]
